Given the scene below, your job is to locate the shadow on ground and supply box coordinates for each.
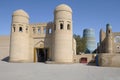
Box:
[2,56,9,62]
[87,62,96,66]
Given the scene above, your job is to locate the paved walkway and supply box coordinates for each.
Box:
[0,61,120,80]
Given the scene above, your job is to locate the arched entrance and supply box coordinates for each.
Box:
[80,57,87,63]
[34,48,48,62]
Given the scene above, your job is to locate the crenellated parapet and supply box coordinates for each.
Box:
[29,22,53,38]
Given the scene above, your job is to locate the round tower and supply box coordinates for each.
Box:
[52,4,73,63]
[106,24,113,53]
[9,9,30,62]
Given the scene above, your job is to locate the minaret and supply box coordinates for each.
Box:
[52,4,73,63]
[106,24,113,53]
[83,28,96,53]
[9,9,30,62]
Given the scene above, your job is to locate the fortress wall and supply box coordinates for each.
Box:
[0,36,10,60]
[98,53,120,67]
[73,54,94,63]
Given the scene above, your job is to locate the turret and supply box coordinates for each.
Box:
[9,9,31,62]
[52,4,73,63]
[106,24,113,53]
[100,29,106,44]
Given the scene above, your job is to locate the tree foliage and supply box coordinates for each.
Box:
[73,34,86,54]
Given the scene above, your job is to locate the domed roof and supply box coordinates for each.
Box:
[12,9,29,18]
[55,4,72,12]
[106,23,112,28]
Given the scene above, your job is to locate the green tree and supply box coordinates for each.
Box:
[73,34,86,54]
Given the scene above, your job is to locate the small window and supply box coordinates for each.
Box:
[117,46,120,49]
[48,28,52,34]
[44,28,46,33]
[19,27,22,32]
[26,28,28,31]
[67,24,70,30]
[33,28,35,33]
[38,28,40,33]
[13,27,15,32]
[26,27,28,33]
[60,23,63,29]
[109,30,110,33]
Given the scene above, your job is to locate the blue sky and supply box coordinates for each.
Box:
[0,0,120,42]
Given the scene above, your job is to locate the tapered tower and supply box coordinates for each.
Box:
[9,9,30,62]
[53,4,73,63]
[83,28,96,53]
